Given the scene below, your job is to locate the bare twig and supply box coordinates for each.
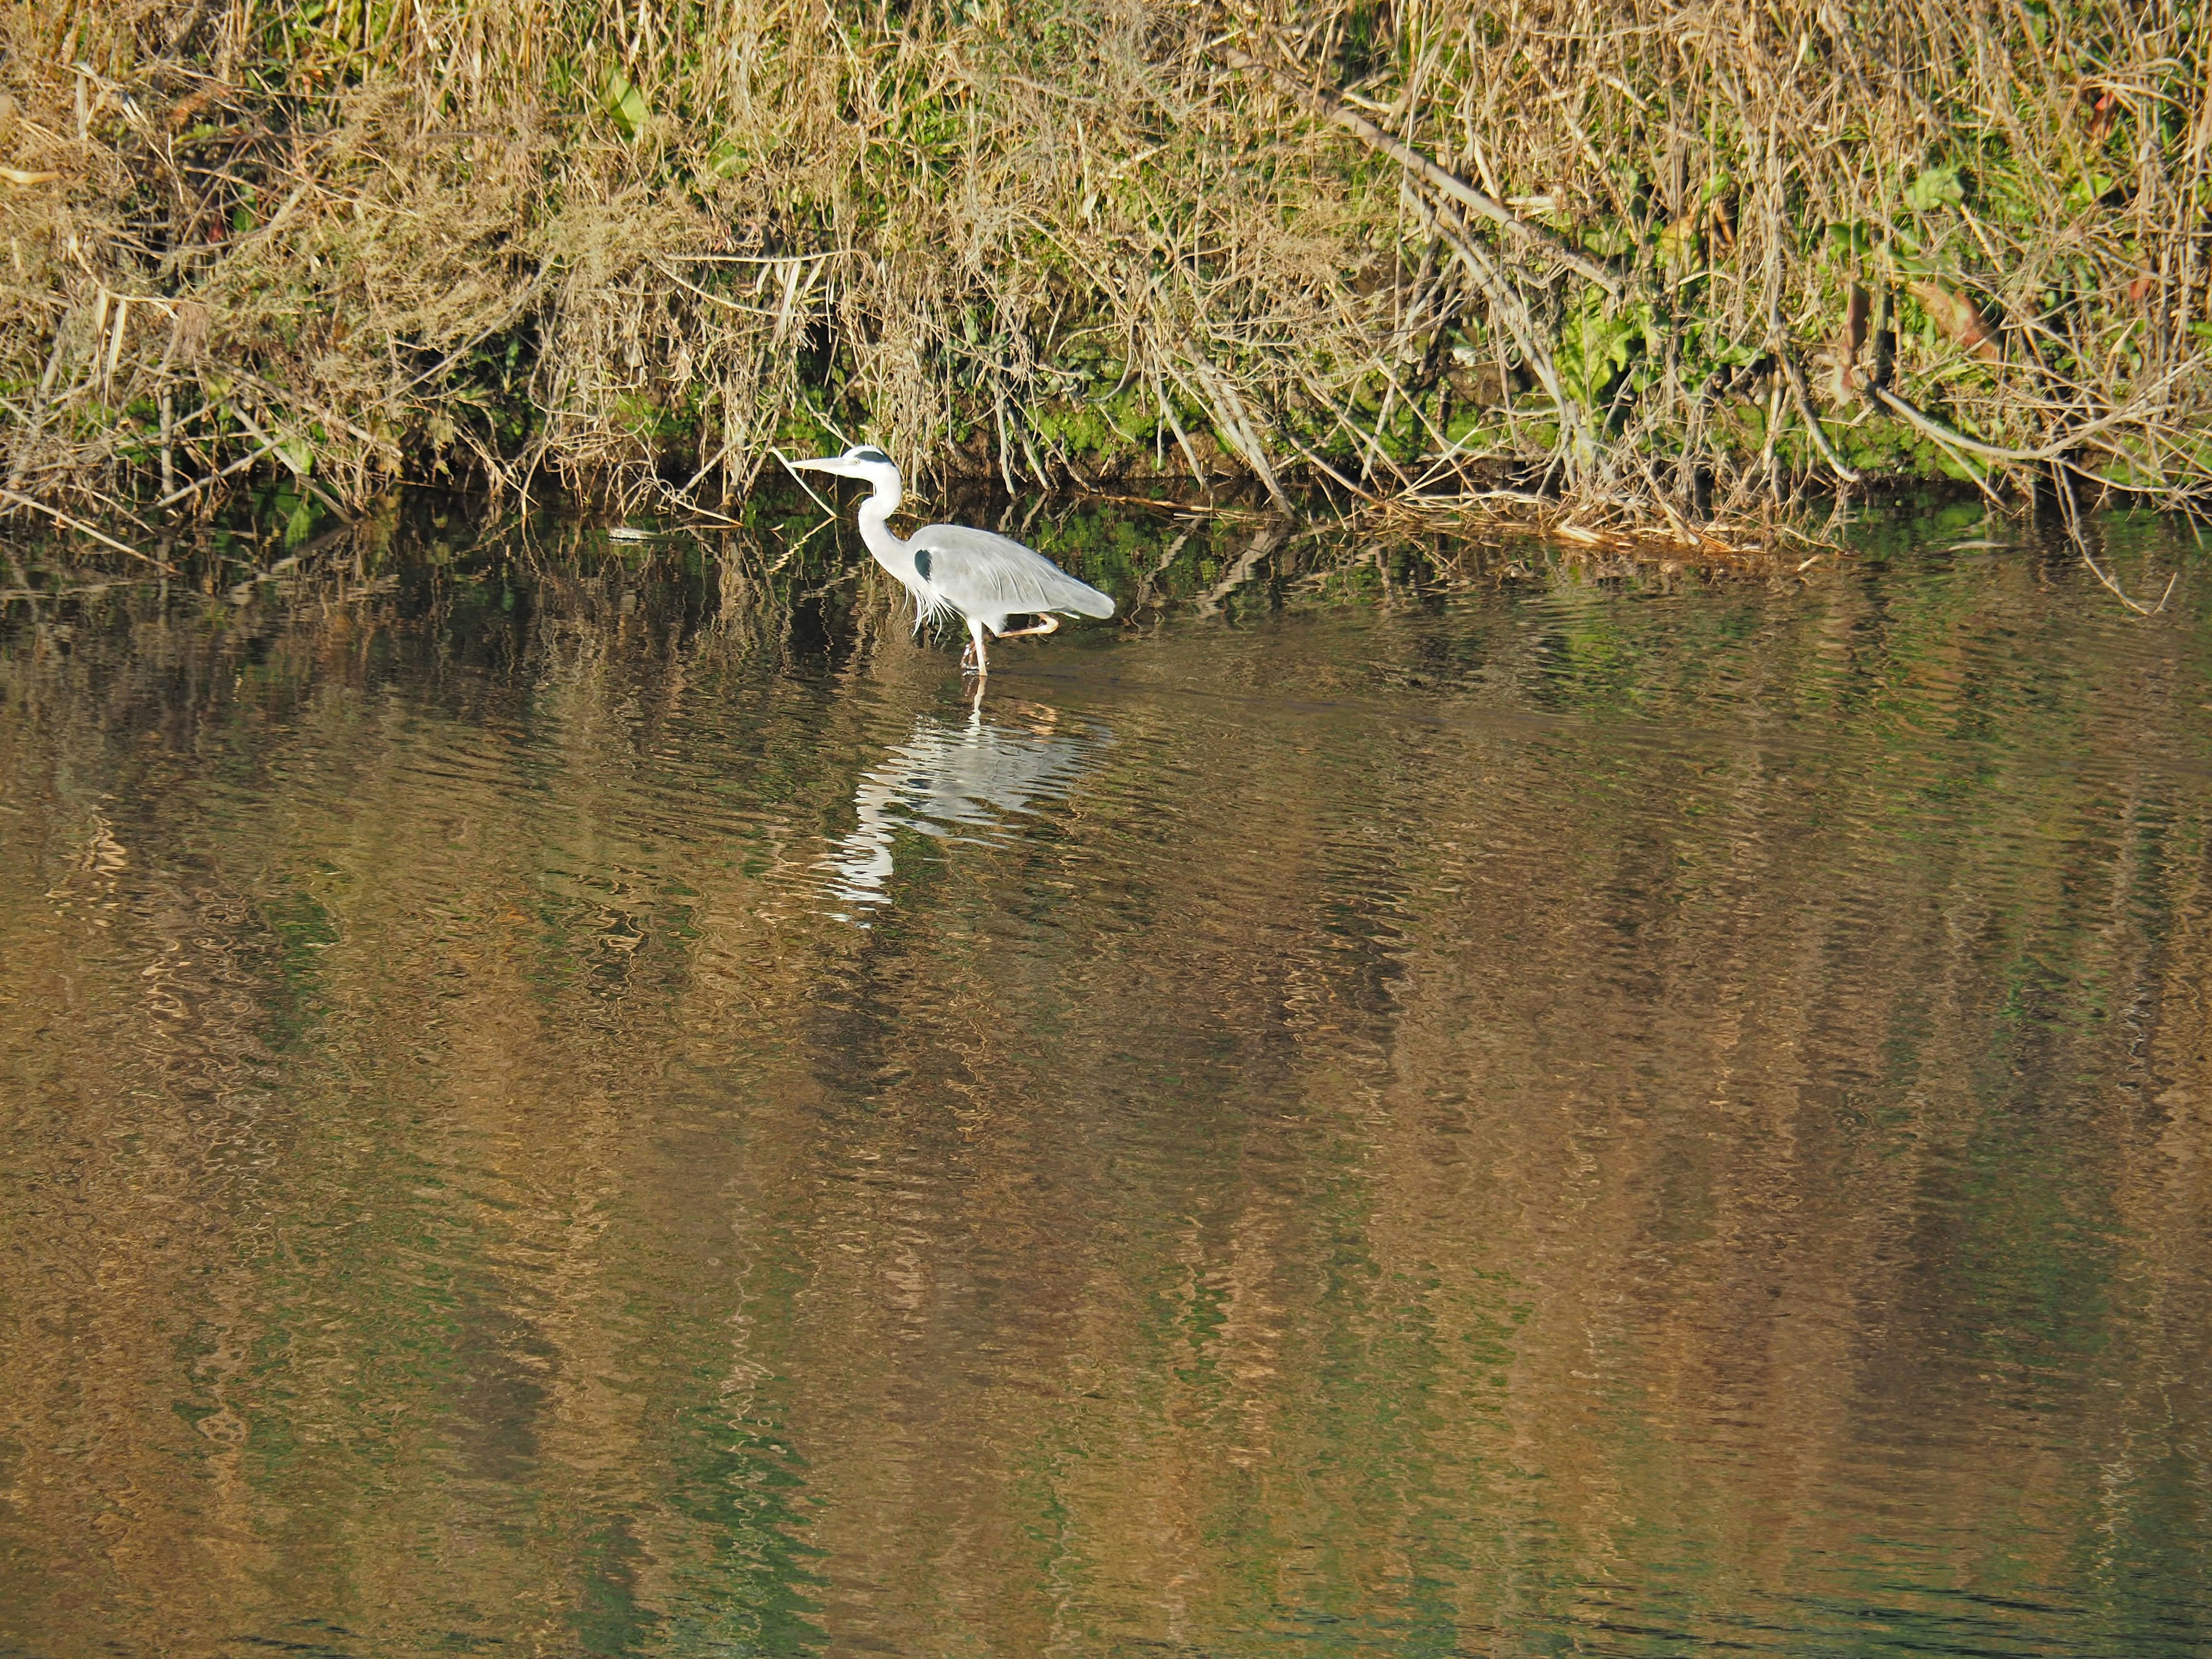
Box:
[0,488,172,569]
[2076,540,2177,616]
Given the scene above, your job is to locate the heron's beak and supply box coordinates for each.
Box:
[787,456,846,476]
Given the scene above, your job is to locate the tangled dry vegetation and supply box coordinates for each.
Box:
[1,0,2207,547]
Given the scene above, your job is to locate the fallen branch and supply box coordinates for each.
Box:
[1868,382,2196,476]
[1871,386,2053,464]
[231,404,355,522]
[1774,340,1862,484]
[1181,340,1290,508]
[1222,46,1622,298]
[1414,190,1599,486]
[0,487,171,569]
[151,438,283,510]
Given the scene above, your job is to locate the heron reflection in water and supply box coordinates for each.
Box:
[824,699,1112,918]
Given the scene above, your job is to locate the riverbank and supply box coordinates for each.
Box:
[10,476,2187,639]
[4,0,2207,534]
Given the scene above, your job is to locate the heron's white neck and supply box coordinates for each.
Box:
[855,470,912,580]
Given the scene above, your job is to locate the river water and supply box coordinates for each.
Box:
[1,501,2207,1657]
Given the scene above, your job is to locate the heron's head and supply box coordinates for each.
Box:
[790,444,900,487]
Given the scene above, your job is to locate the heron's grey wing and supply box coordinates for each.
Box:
[909,525,1116,619]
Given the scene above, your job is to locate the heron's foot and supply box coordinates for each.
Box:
[997,614,1062,640]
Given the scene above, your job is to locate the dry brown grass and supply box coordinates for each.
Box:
[1,0,2206,536]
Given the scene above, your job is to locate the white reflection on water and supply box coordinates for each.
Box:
[823,699,1111,918]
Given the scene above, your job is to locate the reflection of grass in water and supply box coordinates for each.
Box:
[3,500,2211,1655]
[257,888,340,1051]
[650,1401,828,1657]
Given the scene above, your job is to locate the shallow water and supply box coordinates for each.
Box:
[2,505,2209,1657]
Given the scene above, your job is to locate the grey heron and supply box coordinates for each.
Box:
[789,445,1115,674]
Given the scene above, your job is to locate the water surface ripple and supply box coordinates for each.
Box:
[2,517,2208,1657]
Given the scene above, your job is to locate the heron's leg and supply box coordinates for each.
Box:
[965,616,990,676]
[995,613,1062,640]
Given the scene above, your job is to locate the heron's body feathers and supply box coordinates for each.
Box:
[906,524,1116,631]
